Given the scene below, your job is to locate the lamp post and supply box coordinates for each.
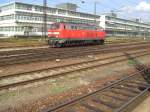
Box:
[43,0,47,40]
[81,0,97,25]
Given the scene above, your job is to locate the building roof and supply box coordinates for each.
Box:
[0,1,99,18]
[55,3,78,11]
[102,14,150,26]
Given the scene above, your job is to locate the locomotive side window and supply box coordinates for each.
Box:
[65,25,77,30]
[64,25,66,29]
[59,23,100,31]
[71,25,77,30]
[71,26,74,29]
[50,24,60,29]
[65,24,72,30]
[74,26,77,29]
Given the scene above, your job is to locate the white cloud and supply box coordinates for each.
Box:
[119,1,150,22]
[135,1,150,12]
[121,5,134,13]
[82,0,102,2]
[120,1,150,13]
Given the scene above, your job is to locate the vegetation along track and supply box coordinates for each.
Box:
[0,42,150,67]
[0,49,149,91]
[42,68,150,112]
[0,41,148,56]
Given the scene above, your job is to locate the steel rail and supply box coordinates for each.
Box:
[0,50,149,91]
[0,43,150,67]
[0,42,149,57]
[116,87,150,112]
[42,68,150,112]
[0,49,150,80]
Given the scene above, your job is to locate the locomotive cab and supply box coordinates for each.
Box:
[48,23,62,47]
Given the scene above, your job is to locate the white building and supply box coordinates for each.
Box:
[0,2,99,38]
[100,13,150,37]
[0,2,150,38]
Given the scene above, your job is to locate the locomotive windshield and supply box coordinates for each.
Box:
[50,23,60,30]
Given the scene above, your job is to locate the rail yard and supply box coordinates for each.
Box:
[0,0,150,112]
[0,40,149,112]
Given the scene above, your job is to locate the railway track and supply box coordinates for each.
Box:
[42,68,150,112]
[0,41,149,56]
[0,49,149,91]
[0,42,150,67]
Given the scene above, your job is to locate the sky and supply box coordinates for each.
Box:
[1,0,150,22]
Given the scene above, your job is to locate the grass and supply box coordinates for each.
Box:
[0,37,47,47]
[0,36,149,48]
[50,83,72,94]
[105,36,150,44]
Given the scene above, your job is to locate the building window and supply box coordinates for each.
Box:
[0,4,14,12]
[35,6,43,12]
[16,3,32,10]
[0,14,14,21]
[47,8,56,14]
[58,9,66,15]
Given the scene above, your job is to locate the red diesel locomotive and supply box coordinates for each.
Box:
[48,22,106,47]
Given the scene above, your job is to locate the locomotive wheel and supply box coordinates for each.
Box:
[48,40,51,45]
[52,44,56,48]
[55,43,62,47]
[100,40,104,45]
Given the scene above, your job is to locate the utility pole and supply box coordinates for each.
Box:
[125,22,127,38]
[43,0,47,40]
[94,1,97,25]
